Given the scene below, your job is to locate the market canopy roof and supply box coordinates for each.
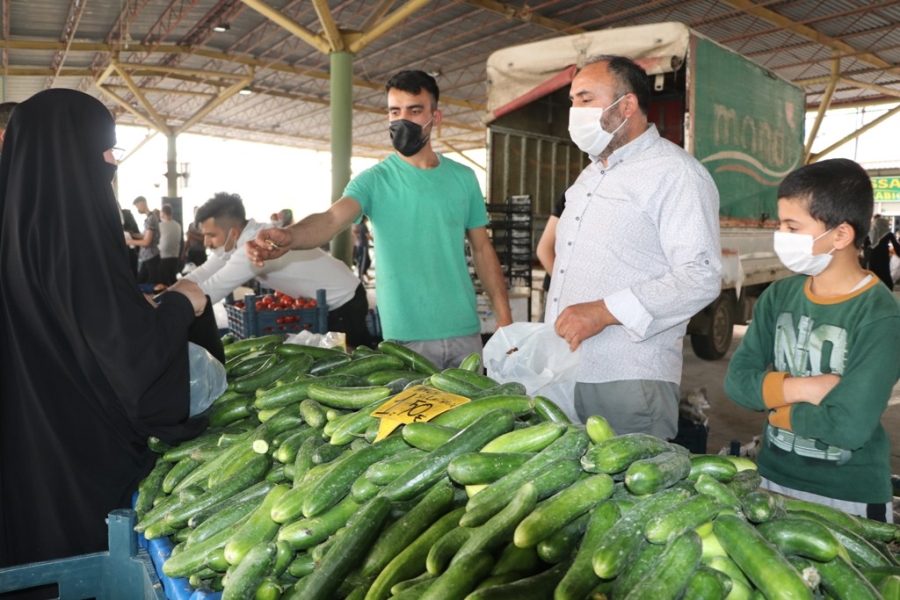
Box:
[3,0,899,158]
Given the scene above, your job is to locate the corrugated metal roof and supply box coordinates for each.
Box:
[2,0,898,156]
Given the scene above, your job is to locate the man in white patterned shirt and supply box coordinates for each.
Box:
[548,56,722,439]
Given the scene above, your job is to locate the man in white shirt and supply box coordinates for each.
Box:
[185,192,371,347]
[548,56,722,439]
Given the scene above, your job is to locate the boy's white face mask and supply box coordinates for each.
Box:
[211,229,236,259]
[773,229,835,276]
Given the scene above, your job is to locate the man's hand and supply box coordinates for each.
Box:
[246,227,292,267]
[554,299,619,351]
[166,279,208,316]
[783,373,841,406]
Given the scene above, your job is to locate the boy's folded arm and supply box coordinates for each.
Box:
[781,373,840,406]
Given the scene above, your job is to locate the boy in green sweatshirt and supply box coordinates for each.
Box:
[725,158,900,522]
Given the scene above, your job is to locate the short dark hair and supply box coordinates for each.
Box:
[133,195,147,206]
[778,158,873,249]
[161,203,173,217]
[0,102,17,128]
[195,192,246,228]
[588,56,651,116]
[386,70,440,107]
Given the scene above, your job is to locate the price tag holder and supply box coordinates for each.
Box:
[371,385,469,442]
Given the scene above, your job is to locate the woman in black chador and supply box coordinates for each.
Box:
[0,89,212,567]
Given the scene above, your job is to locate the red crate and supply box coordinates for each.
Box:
[225,289,328,340]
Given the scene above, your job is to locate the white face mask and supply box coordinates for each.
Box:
[773,229,835,276]
[211,229,236,259]
[568,95,627,157]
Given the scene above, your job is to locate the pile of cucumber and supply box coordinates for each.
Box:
[134,333,900,600]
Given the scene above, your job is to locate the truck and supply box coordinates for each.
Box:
[482,21,805,359]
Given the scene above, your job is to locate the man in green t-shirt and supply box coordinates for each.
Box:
[247,70,512,367]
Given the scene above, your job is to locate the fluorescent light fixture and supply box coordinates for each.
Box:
[239,87,253,95]
[213,23,230,32]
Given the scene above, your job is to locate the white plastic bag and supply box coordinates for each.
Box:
[188,342,228,417]
[484,323,581,422]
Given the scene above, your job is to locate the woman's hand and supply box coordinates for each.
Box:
[166,279,208,316]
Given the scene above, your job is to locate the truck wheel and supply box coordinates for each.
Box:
[690,294,734,361]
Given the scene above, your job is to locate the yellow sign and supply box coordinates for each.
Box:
[371,385,470,441]
[871,177,900,202]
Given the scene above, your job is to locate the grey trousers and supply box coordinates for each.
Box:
[401,333,483,371]
[574,379,680,440]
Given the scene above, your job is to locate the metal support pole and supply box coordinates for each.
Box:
[330,50,353,266]
[166,133,178,199]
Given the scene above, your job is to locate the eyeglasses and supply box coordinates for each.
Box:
[111,147,127,161]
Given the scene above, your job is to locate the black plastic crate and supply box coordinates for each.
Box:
[225,289,328,340]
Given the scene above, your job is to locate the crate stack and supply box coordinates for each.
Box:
[480,194,533,290]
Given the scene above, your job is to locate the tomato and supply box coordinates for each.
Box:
[234,301,245,309]
[255,300,266,311]
[262,295,274,306]
[280,296,293,307]
[272,306,283,311]
[307,300,317,308]
[275,317,285,325]
[273,290,283,299]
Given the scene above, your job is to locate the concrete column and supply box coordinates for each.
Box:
[330,51,354,266]
[166,133,178,199]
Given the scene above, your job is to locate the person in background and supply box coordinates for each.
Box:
[182,206,207,268]
[247,70,512,369]
[548,56,722,438]
[122,206,142,275]
[186,192,371,347]
[269,212,281,227]
[535,192,566,316]
[890,244,900,286]
[354,214,373,281]
[725,158,900,522]
[158,203,182,286]
[129,195,161,284]
[0,88,211,567]
[279,208,294,226]
[0,101,18,146]
[867,214,900,290]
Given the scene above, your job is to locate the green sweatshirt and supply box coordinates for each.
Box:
[725,273,900,503]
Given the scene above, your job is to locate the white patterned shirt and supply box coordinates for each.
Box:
[546,125,722,384]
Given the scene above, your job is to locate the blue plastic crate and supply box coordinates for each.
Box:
[225,288,328,340]
[0,509,166,600]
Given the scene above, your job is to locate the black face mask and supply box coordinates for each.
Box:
[389,117,432,157]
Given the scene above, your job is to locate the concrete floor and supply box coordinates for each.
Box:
[681,324,900,474]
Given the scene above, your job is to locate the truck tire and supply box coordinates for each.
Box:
[690,294,734,361]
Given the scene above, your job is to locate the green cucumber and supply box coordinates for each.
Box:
[757,517,842,562]
[222,483,289,565]
[461,427,590,527]
[276,494,360,549]
[554,500,621,600]
[612,539,667,598]
[287,552,315,578]
[585,414,617,444]
[360,479,457,578]
[185,494,264,547]
[223,334,283,358]
[254,374,362,411]
[307,383,392,410]
[681,565,733,600]
[712,513,813,600]
[644,493,723,545]
[688,454,739,482]
[419,551,494,600]
[365,369,422,385]
[229,353,277,378]
[441,368,497,389]
[536,511,590,564]
[298,398,328,429]
[302,435,409,517]
[401,422,459,451]
[364,448,428,486]
[815,555,882,600]
[706,554,752,590]
[725,468,762,499]
[208,396,255,428]
[323,354,404,377]
[272,427,317,465]
[327,397,390,446]
[311,439,346,464]
[591,487,692,579]
[533,396,571,423]
[580,432,673,474]
[458,352,482,372]
[233,354,309,393]
[470,381,527,399]
[162,431,227,463]
[467,560,571,600]
[453,482,538,564]
[365,506,466,600]
[291,496,392,600]
[351,472,382,502]
[276,343,345,359]
[429,371,481,397]
[623,530,702,600]
[221,542,277,600]
[426,526,473,575]
[789,510,893,568]
[377,340,440,375]
[309,353,353,375]
[879,574,900,599]
[741,490,786,523]
[447,452,533,485]
[291,434,325,486]
[492,542,541,575]
[186,480,274,528]
[162,515,250,578]
[377,408,516,501]
[694,472,743,508]
[624,450,691,495]
[134,460,172,517]
[480,421,567,453]
[514,474,613,548]
[431,395,534,428]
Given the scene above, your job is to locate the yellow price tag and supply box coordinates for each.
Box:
[370,385,470,442]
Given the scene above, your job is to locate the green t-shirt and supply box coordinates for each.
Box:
[344,154,488,341]
[725,274,900,503]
